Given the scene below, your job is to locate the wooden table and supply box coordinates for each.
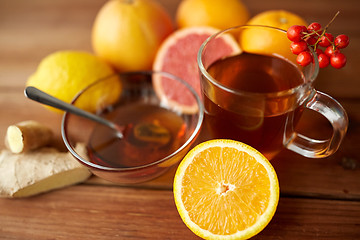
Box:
[1,0,359,239]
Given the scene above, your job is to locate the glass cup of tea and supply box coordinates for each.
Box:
[198,25,348,160]
[62,71,203,184]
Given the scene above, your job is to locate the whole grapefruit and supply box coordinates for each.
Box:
[240,10,307,62]
[176,0,249,30]
[92,0,174,71]
[246,10,307,30]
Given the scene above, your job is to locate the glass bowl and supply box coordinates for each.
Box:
[61,71,203,184]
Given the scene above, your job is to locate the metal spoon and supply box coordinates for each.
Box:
[24,86,123,138]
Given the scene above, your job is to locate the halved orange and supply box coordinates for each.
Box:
[173,139,279,239]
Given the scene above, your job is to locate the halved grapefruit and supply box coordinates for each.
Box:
[153,26,241,114]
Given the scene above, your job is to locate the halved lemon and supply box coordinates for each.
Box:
[173,139,279,239]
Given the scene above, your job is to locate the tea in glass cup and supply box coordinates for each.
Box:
[198,25,348,159]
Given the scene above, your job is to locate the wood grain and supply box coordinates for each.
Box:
[0,185,359,240]
[0,0,359,239]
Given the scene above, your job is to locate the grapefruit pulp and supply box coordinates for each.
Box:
[153,27,241,114]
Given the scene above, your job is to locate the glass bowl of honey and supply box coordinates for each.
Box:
[61,71,203,184]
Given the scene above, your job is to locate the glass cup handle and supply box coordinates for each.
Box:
[285,90,348,158]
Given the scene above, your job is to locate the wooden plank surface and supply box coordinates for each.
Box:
[0,185,359,240]
[0,0,359,239]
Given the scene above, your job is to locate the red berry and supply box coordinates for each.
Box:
[318,53,330,68]
[318,33,334,47]
[324,46,339,57]
[334,34,349,49]
[315,48,323,56]
[330,52,347,69]
[308,22,322,32]
[306,36,318,45]
[287,25,306,42]
[300,25,308,34]
[290,41,308,55]
[297,51,313,66]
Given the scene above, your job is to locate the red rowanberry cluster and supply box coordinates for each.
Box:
[287,14,349,69]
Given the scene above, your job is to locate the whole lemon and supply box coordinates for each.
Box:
[176,0,249,30]
[240,10,307,62]
[26,51,121,113]
[92,0,174,71]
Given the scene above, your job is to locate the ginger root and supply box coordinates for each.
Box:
[5,120,53,153]
[0,143,91,198]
